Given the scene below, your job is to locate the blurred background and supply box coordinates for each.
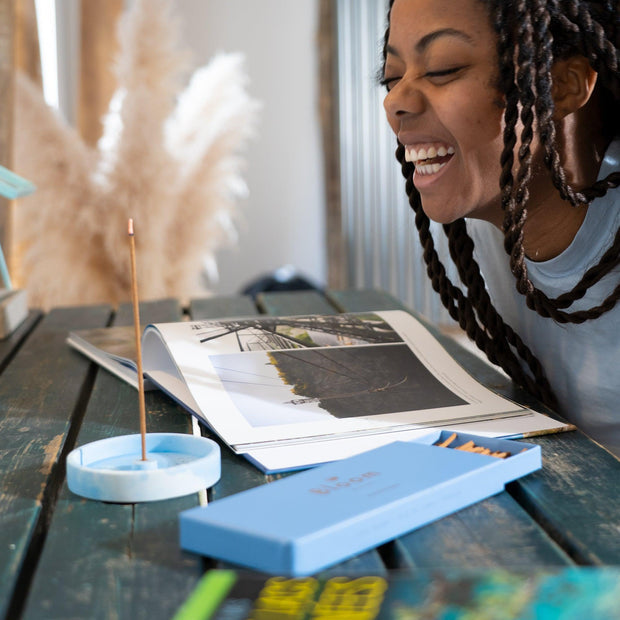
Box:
[0,0,455,324]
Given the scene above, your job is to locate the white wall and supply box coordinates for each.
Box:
[176,0,327,294]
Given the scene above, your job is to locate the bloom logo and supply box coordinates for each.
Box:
[309,471,380,495]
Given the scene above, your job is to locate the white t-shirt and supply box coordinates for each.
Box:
[467,139,620,457]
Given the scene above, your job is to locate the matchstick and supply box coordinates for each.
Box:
[128,218,147,461]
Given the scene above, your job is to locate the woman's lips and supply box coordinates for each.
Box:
[405,142,455,183]
[404,142,455,163]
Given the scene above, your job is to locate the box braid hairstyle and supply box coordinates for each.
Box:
[383,0,620,408]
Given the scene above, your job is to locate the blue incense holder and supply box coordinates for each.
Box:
[67,432,221,503]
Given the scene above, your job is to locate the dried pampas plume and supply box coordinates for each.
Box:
[12,0,260,309]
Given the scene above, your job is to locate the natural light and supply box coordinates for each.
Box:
[34,0,59,109]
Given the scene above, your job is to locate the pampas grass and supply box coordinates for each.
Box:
[12,0,259,309]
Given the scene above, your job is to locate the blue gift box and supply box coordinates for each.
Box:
[179,432,541,576]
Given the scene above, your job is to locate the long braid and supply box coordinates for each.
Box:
[511,0,620,320]
[531,0,588,208]
[487,0,620,323]
[398,144,559,407]
[526,0,620,305]
[383,0,619,403]
[443,219,557,405]
[499,0,620,323]
[553,0,620,205]
[502,0,537,307]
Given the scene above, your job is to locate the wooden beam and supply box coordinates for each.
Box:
[319,0,346,290]
[77,0,123,146]
[15,0,41,87]
[0,0,15,261]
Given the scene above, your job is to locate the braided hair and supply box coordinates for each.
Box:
[383,0,620,408]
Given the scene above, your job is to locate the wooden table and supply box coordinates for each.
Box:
[1,289,619,619]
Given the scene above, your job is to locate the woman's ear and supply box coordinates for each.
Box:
[551,56,598,119]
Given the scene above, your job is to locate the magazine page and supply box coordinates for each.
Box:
[141,311,544,452]
[243,411,570,473]
[67,326,157,390]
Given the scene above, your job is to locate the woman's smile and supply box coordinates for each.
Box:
[383,0,506,225]
[404,142,455,177]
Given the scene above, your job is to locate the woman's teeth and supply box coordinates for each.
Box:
[405,144,455,175]
[416,161,444,175]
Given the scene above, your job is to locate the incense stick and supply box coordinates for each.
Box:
[128,218,147,461]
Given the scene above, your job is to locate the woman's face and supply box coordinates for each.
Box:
[383,0,506,225]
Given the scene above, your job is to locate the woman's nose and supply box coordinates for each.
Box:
[383,78,426,120]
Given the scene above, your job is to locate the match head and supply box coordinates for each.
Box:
[128,218,134,236]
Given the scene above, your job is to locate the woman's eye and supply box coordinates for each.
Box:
[425,66,465,83]
[380,76,400,91]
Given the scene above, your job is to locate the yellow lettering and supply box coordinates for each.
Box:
[310,577,387,618]
[249,577,319,619]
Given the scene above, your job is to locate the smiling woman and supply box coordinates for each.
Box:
[382,0,620,456]
[383,1,507,225]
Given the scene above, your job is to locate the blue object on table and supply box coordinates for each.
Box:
[179,431,542,576]
[66,432,221,503]
[0,164,36,200]
[0,165,36,289]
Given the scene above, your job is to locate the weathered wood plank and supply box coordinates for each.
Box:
[326,288,410,312]
[331,288,574,568]
[22,300,204,620]
[190,295,258,320]
[0,310,41,373]
[257,290,338,316]
[392,491,570,569]
[116,298,182,327]
[509,431,620,565]
[0,304,113,620]
[18,288,615,620]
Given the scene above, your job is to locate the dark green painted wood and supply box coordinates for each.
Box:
[11,291,618,619]
[392,492,570,569]
[22,300,204,620]
[509,431,620,565]
[0,310,42,374]
[117,298,182,326]
[257,290,338,316]
[0,304,113,620]
[326,288,410,313]
[332,289,573,568]
[190,295,257,320]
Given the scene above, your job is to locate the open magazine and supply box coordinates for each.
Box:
[67,325,157,391]
[143,310,572,471]
[68,311,571,472]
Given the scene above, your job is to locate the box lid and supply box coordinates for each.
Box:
[180,433,541,575]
